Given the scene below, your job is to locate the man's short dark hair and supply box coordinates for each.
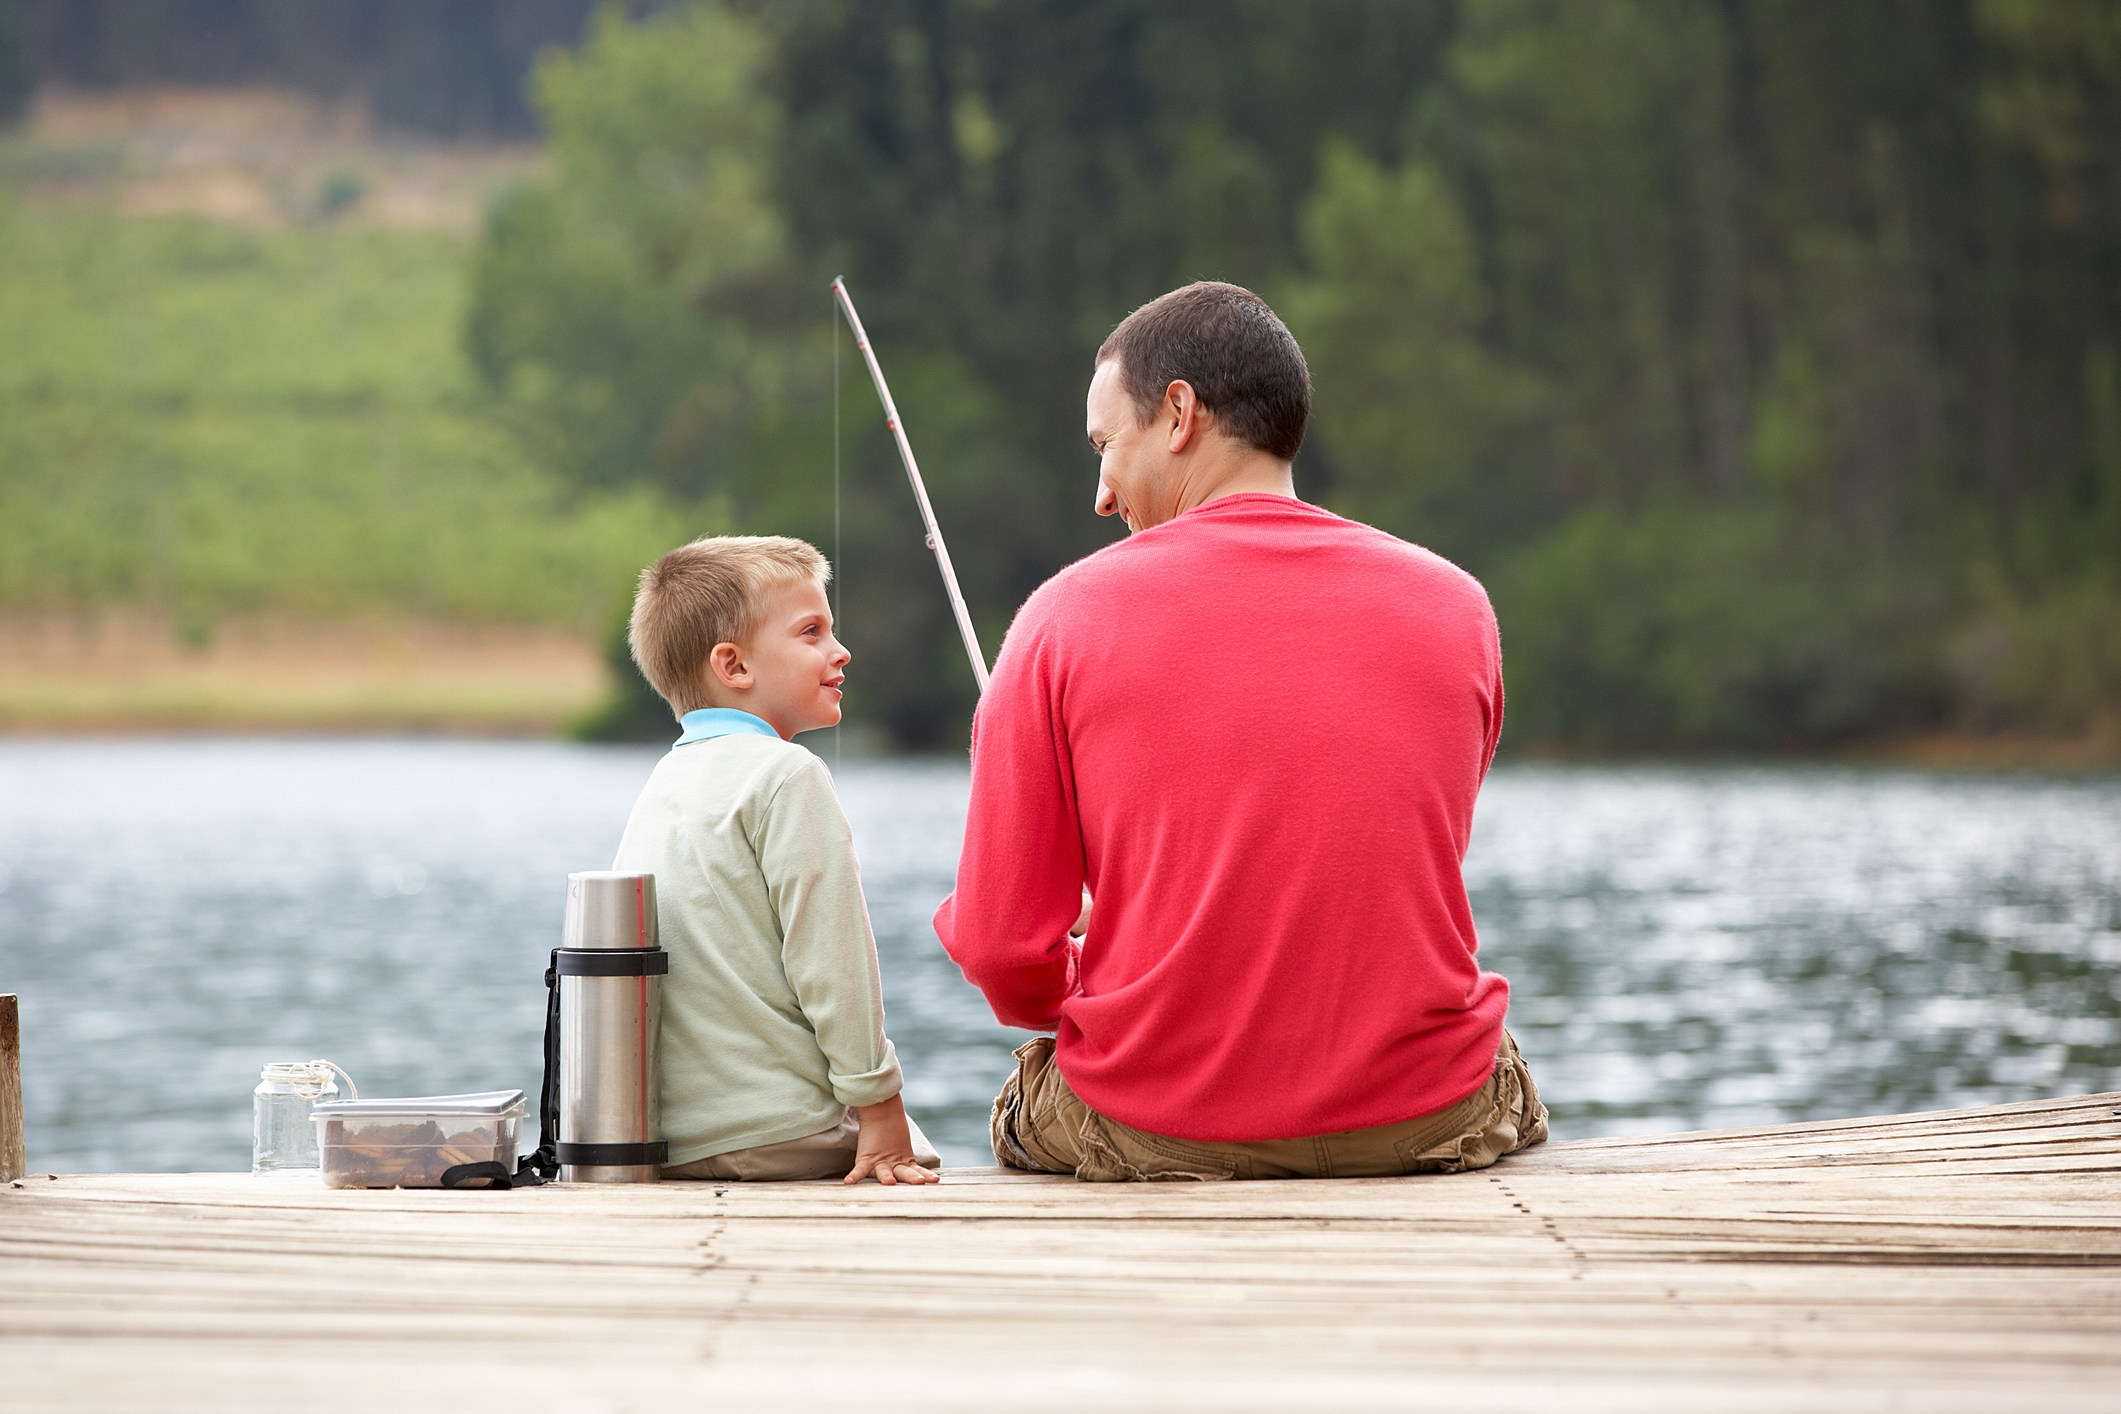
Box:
[1095,281,1311,461]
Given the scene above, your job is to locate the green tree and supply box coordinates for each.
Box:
[477,0,1463,744]
[1280,142,1548,567]
[468,2,793,502]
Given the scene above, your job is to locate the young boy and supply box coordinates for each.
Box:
[614,535,940,1185]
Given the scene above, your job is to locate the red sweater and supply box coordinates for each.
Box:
[934,494,1510,1142]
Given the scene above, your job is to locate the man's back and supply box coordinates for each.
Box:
[937,492,1510,1142]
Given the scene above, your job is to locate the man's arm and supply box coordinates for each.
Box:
[1481,595,1505,778]
[933,615,1085,1030]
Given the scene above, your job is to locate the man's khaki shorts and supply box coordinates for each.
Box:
[990,1030,1548,1181]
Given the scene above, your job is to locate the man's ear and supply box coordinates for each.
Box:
[1163,380,1204,454]
[707,641,750,691]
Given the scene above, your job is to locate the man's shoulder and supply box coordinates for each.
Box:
[1375,532,1495,606]
[1019,496,1295,605]
[1022,499,1490,615]
[1271,503,1495,614]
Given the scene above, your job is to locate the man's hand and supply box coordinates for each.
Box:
[1070,889,1092,939]
[843,1093,939,1186]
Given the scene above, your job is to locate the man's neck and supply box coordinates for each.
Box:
[1163,453,1296,523]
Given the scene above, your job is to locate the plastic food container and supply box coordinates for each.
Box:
[311,1090,525,1189]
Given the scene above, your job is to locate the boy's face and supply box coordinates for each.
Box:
[705,578,848,740]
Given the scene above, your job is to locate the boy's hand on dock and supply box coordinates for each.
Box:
[845,1094,939,1186]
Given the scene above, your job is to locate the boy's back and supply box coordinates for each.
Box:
[614,729,902,1165]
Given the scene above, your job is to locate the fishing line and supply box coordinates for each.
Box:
[833,288,842,774]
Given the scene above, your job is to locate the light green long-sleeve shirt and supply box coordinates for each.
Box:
[612,732,902,1165]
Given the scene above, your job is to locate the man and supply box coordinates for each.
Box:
[933,282,1545,1181]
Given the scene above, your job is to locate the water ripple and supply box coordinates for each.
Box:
[1,742,2115,1169]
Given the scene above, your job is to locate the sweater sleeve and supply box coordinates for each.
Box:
[1481,595,1506,778]
[755,755,903,1108]
[932,607,1084,1030]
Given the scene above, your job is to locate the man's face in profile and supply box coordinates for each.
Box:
[1086,358,1165,533]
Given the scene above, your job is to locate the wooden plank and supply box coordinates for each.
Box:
[1506,1094,2121,1174]
[3,1093,2119,1412]
[0,995,21,1183]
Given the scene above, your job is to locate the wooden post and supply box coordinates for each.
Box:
[0,994,23,1181]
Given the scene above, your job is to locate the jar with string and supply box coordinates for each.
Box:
[252,1060,357,1173]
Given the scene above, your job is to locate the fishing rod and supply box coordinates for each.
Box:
[832,277,992,695]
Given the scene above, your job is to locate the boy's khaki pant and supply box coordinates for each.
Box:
[991,1030,1547,1181]
[662,1107,943,1182]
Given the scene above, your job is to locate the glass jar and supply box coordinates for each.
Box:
[252,1060,357,1173]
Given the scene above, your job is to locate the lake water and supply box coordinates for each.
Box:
[2,739,2117,1170]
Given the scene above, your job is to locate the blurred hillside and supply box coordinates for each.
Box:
[0,81,693,732]
[1,1,2117,754]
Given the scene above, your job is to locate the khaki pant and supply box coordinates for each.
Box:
[663,1107,943,1182]
[991,1031,1547,1181]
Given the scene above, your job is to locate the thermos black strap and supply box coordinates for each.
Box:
[505,950,565,1188]
[555,948,670,977]
[442,1160,516,1190]
[556,1140,669,1167]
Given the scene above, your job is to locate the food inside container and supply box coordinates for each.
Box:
[312,1090,526,1189]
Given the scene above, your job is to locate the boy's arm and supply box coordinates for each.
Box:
[754,755,906,1113]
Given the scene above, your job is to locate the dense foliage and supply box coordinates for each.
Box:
[483,0,2119,748]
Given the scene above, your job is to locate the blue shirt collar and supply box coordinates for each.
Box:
[674,707,782,746]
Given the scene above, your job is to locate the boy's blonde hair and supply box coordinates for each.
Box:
[629,535,830,716]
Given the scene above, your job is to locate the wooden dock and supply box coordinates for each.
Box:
[4,1091,2118,1412]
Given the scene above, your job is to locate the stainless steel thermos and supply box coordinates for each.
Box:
[556,870,666,1183]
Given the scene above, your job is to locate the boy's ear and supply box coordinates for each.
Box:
[707,641,750,690]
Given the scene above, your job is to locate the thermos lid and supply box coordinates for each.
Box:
[564,871,658,951]
[312,1089,526,1119]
